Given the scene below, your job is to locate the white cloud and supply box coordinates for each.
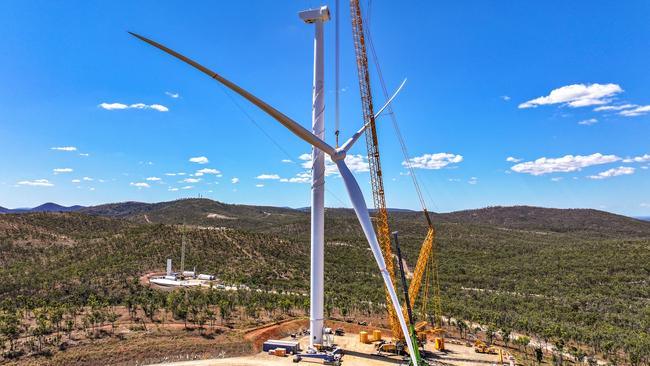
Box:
[619,105,650,117]
[168,187,179,192]
[506,156,522,163]
[231,177,239,184]
[195,168,221,176]
[181,185,193,190]
[71,179,81,183]
[53,168,73,174]
[146,177,161,181]
[83,177,93,181]
[280,172,311,184]
[623,154,650,163]
[130,182,150,188]
[51,146,77,151]
[519,83,623,109]
[587,166,635,180]
[256,174,280,180]
[510,153,621,176]
[281,159,293,163]
[641,203,650,208]
[551,177,563,182]
[594,104,637,112]
[149,104,169,112]
[99,102,169,112]
[299,153,370,176]
[79,153,90,157]
[189,156,209,164]
[578,118,598,126]
[183,178,201,183]
[403,153,463,170]
[468,177,478,185]
[501,95,511,101]
[283,153,370,183]
[255,184,264,188]
[344,154,371,173]
[17,179,53,187]
[280,177,309,183]
[165,92,180,98]
[99,102,128,110]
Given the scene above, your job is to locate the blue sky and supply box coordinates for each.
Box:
[1,1,649,216]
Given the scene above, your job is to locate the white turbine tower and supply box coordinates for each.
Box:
[299,6,329,347]
[129,25,417,364]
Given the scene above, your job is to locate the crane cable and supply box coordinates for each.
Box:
[364,8,442,326]
[365,30,429,213]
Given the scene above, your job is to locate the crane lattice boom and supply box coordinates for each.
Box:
[349,0,401,339]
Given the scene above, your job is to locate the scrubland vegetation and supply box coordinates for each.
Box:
[0,199,649,364]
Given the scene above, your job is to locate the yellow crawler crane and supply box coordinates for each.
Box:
[349,0,444,352]
[409,212,444,338]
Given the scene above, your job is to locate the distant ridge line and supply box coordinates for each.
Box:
[1,199,647,224]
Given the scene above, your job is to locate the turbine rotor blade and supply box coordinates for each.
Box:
[339,78,407,153]
[374,78,407,119]
[334,160,418,365]
[128,32,336,158]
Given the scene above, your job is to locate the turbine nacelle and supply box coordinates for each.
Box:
[299,6,331,24]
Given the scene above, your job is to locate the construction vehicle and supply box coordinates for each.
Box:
[349,0,444,359]
[292,348,343,366]
[474,340,499,354]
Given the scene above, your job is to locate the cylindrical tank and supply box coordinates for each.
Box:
[197,274,215,280]
[372,329,382,341]
[182,271,196,278]
[434,337,445,350]
[359,331,369,344]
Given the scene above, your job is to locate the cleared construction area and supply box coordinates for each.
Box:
[150,332,509,366]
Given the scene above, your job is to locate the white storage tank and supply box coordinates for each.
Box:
[182,271,196,278]
[166,258,172,276]
[197,274,215,280]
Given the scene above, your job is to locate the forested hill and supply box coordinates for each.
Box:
[440,205,650,237]
[0,202,85,214]
[1,200,650,362]
[78,198,650,237]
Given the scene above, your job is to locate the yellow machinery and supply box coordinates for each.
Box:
[474,340,499,354]
[348,0,444,353]
[359,331,370,344]
[359,329,382,344]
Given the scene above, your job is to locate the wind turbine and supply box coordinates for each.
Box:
[129,27,417,364]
